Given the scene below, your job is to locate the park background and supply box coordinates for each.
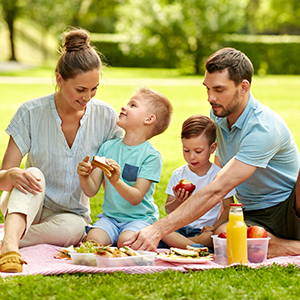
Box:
[1,1,300,299]
[1,0,300,74]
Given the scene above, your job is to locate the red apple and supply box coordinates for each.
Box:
[218,232,227,239]
[247,226,268,238]
[248,248,266,263]
[174,179,196,194]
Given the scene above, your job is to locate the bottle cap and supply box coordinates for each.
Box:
[230,203,242,207]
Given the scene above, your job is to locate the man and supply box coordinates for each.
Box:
[125,48,300,257]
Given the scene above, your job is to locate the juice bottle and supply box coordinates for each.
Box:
[226,203,248,265]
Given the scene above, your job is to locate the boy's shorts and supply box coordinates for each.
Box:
[176,226,202,238]
[244,186,300,240]
[86,213,151,245]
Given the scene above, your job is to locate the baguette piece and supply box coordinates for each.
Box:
[186,245,208,253]
[170,246,209,257]
[91,156,114,177]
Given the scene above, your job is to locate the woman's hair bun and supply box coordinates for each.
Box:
[55,27,102,80]
[63,28,90,52]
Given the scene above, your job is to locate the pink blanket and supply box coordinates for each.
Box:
[1,224,300,278]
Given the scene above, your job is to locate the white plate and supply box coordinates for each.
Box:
[156,254,213,264]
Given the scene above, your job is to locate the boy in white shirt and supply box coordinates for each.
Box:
[161,115,235,249]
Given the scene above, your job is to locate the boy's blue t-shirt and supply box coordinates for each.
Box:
[98,138,161,223]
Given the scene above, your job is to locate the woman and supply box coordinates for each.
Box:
[0,28,122,273]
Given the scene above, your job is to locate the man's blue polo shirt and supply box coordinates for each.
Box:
[211,92,300,211]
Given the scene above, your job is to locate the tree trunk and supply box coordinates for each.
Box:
[4,2,18,61]
[7,17,17,61]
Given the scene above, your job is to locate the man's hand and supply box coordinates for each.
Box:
[123,225,162,251]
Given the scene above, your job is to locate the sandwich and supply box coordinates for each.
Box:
[170,245,210,258]
[94,245,140,257]
[91,156,114,177]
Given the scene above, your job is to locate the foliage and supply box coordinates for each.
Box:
[91,33,300,75]
[252,0,300,35]
[23,0,81,35]
[115,0,247,74]
[0,0,25,60]
[222,34,300,75]
[79,0,123,33]
[2,0,300,70]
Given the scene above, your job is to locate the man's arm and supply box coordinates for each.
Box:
[212,196,233,231]
[124,158,258,250]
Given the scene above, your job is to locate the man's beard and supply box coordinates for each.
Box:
[211,90,240,118]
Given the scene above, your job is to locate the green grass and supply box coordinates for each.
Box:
[1,67,300,298]
[1,265,300,299]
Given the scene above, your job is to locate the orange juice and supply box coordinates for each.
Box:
[226,203,247,265]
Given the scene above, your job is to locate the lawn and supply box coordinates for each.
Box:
[1,66,300,299]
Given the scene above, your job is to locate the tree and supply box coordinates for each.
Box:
[115,0,247,74]
[266,0,300,34]
[245,0,300,35]
[22,0,88,60]
[0,0,24,61]
[242,0,261,34]
[0,0,95,62]
[79,0,122,33]
[24,0,84,35]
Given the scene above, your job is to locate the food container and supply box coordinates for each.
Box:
[95,250,156,268]
[70,252,97,266]
[247,237,271,263]
[212,235,228,266]
[212,235,271,265]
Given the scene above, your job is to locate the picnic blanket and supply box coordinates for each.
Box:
[1,224,300,278]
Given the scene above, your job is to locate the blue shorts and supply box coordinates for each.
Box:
[158,226,202,248]
[176,226,202,238]
[86,213,151,245]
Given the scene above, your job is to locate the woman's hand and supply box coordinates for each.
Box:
[6,167,43,195]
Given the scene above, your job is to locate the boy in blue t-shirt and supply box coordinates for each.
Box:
[77,86,173,248]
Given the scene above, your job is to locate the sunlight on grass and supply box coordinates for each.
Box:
[1,69,300,294]
[1,70,300,221]
[0,63,56,77]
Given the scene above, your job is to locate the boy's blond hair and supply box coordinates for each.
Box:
[135,86,173,139]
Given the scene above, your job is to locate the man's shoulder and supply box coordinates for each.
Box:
[248,101,288,134]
